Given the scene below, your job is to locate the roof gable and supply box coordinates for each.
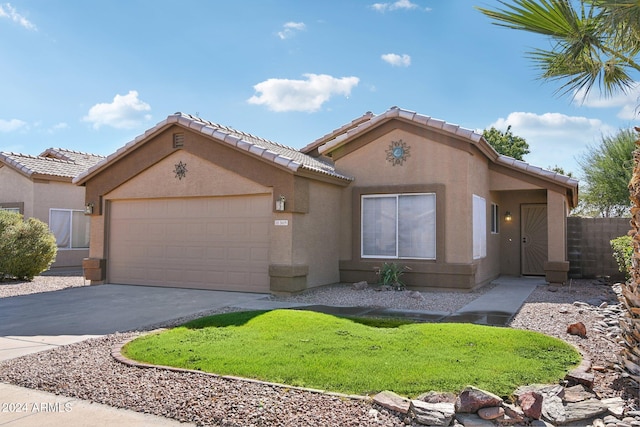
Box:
[0,148,105,181]
[313,106,578,205]
[75,113,353,185]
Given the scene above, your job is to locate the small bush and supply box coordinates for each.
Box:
[376,262,407,290]
[0,210,57,281]
[611,235,633,279]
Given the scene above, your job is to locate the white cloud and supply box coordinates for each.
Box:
[370,0,430,12]
[488,111,616,175]
[83,90,152,130]
[0,3,36,31]
[48,122,68,133]
[574,83,640,120]
[247,74,360,112]
[277,21,306,40]
[381,53,411,67]
[0,118,27,132]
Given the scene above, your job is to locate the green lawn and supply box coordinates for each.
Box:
[123,310,580,398]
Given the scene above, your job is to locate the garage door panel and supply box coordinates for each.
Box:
[109,196,271,292]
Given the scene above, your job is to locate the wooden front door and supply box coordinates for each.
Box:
[521,204,548,276]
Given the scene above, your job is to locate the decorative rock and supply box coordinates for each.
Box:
[454,413,495,426]
[515,384,565,400]
[593,419,606,427]
[601,397,625,417]
[352,281,368,290]
[563,384,596,402]
[566,369,595,388]
[530,420,555,427]
[372,390,410,414]
[409,290,424,300]
[567,321,587,337]
[478,406,504,420]
[455,386,503,413]
[542,395,566,424]
[416,391,456,404]
[502,403,525,423]
[409,400,455,426]
[563,398,608,424]
[518,391,543,420]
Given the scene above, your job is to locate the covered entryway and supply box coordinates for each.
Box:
[108,195,271,292]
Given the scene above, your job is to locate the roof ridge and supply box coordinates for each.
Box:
[48,147,106,158]
[178,112,301,152]
[1,151,76,165]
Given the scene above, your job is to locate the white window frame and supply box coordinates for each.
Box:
[473,195,487,260]
[361,193,436,260]
[49,209,90,250]
[491,203,499,234]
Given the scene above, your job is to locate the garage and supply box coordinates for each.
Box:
[107,195,271,292]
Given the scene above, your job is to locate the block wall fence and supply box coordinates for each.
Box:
[567,217,630,281]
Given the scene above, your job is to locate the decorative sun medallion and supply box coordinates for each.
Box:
[386,139,411,166]
[174,161,188,180]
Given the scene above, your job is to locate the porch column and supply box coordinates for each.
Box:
[545,190,570,283]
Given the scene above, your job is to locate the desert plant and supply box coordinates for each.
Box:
[377,262,406,290]
[0,210,57,281]
[611,235,633,279]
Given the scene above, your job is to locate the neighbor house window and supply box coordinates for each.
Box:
[491,203,499,234]
[473,195,487,259]
[0,207,20,214]
[49,209,90,249]
[361,193,436,259]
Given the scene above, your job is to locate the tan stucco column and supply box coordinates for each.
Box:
[545,190,570,283]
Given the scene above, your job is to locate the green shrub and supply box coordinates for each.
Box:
[377,262,407,290]
[611,235,633,279]
[0,210,57,281]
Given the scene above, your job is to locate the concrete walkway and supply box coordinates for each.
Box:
[0,275,543,426]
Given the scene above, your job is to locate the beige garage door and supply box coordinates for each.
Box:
[108,195,271,292]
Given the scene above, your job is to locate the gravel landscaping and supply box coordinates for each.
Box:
[0,275,638,426]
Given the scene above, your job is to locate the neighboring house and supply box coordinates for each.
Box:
[74,107,578,293]
[0,148,105,268]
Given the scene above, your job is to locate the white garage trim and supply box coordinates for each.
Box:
[107,195,271,292]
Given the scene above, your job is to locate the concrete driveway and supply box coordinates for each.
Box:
[0,284,267,336]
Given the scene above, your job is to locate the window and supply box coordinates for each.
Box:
[491,203,499,234]
[473,195,487,259]
[361,193,436,259]
[0,207,20,214]
[49,209,90,249]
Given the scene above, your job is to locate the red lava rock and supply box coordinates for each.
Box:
[567,322,587,338]
[518,391,543,420]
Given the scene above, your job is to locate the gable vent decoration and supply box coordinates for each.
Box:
[174,161,188,180]
[386,139,410,166]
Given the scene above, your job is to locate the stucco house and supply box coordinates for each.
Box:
[74,107,578,293]
[0,148,105,268]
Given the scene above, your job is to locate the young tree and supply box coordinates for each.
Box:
[579,129,635,217]
[482,126,530,160]
[478,0,640,384]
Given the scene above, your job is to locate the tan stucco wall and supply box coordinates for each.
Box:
[91,149,343,291]
[292,180,342,287]
[0,167,34,217]
[335,127,474,266]
[0,167,88,267]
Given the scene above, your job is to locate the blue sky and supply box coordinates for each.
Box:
[1,0,638,179]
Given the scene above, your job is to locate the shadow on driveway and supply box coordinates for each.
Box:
[0,284,267,336]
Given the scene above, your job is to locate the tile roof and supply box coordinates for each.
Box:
[75,113,353,184]
[0,148,105,180]
[314,106,578,190]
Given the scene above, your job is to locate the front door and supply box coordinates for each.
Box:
[521,204,548,276]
